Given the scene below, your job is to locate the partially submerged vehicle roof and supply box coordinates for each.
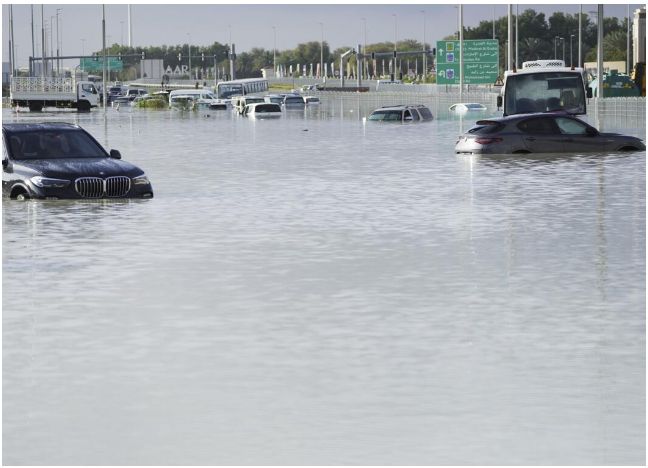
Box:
[3,122,80,132]
[474,111,579,125]
[375,104,429,111]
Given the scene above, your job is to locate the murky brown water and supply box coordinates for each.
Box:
[2,102,645,465]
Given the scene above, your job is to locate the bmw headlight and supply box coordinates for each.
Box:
[30,176,70,188]
[132,174,150,185]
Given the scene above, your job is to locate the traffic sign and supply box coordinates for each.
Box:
[436,39,498,85]
[80,57,124,71]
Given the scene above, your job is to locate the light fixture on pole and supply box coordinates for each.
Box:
[554,36,559,59]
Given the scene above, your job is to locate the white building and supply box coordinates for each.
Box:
[261,67,275,79]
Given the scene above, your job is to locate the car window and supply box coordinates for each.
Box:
[404,110,413,121]
[468,121,505,134]
[555,117,589,135]
[517,117,557,134]
[4,130,107,160]
[411,110,420,121]
[418,107,433,120]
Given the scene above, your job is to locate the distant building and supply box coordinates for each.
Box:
[2,61,10,84]
[584,61,627,75]
[634,7,646,65]
[261,67,275,79]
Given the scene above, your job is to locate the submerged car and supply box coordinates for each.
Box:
[283,94,306,106]
[368,105,434,122]
[455,113,646,155]
[242,103,282,118]
[304,96,321,105]
[264,94,285,104]
[2,123,153,200]
[449,103,487,112]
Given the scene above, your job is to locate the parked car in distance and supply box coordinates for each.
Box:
[455,113,646,155]
[367,104,434,122]
[2,123,153,200]
[242,103,282,118]
[283,94,306,106]
[375,79,403,90]
[449,103,487,112]
[124,88,148,101]
[304,96,321,104]
[264,94,285,104]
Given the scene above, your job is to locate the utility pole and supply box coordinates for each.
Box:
[493,5,496,39]
[507,5,512,71]
[187,33,191,79]
[578,5,582,68]
[31,5,35,76]
[459,4,463,96]
[421,11,426,83]
[41,5,45,80]
[562,37,565,62]
[272,26,276,78]
[392,13,397,80]
[362,18,367,80]
[81,39,85,71]
[9,5,14,77]
[555,36,559,59]
[515,4,518,69]
[128,4,132,47]
[319,22,324,82]
[627,4,631,74]
[597,4,603,98]
[570,35,575,67]
[56,8,62,75]
[102,4,107,114]
[120,21,124,46]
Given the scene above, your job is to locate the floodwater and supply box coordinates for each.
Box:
[2,101,645,465]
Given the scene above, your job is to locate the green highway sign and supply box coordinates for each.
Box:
[436,39,498,85]
[80,57,124,72]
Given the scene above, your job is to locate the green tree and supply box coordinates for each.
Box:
[520,38,550,61]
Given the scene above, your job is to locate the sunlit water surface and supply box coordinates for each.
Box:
[2,101,645,465]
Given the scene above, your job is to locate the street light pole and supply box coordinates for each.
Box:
[272,26,276,78]
[362,18,367,80]
[562,37,565,62]
[578,5,582,68]
[56,8,62,76]
[392,13,397,80]
[507,5,512,71]
[555,36,559,59]
[102,4,107,114]
[515,4,518,69]
[493,5,496,39]
[120,21,124,46]
[50,15,54,75]
[81,39,85,71]
[40,5,45,80]
[421,11,426,83]
[570,34,575,67]
[319,22,324,82]
[187,33,191,79]
[627,4,631,74]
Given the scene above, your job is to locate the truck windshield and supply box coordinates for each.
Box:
[504,72,585,116]
[5,130,107,160]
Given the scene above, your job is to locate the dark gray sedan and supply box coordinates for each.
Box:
[455,113,646,155]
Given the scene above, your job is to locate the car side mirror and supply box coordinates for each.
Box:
[587,87,593,99]
[496,96,503,109]
[586,127,598,136]
[110,149,122,159]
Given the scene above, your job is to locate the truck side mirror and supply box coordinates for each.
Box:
[496,96,503,109]
[109,149,121,159]
[587,87,593,99]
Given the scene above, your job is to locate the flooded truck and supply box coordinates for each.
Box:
[10,77,100,112]
[497,60,592,116]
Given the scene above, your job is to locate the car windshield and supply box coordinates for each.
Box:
[504,71,585,115]
[368,110,402,121]
[466,103,485,109]
[108,87,121,93]
[6,130,107,160]
[286,97,304,103]
[247,98,265,104]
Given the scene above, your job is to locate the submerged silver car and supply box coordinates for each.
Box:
[455,113,646,155]
[368,105,434,122]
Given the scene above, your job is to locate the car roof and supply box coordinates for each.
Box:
[2,122,80,132]
[481,111,581,124]
[374,104,429,111]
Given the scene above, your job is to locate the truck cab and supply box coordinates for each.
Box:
[498,60,592,116]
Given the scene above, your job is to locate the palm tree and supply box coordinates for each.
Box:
[603,30,629,61]
[520,38,550,61]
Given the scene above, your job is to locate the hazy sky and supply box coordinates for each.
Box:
[3,3,642,68]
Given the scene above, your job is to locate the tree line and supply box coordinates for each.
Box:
[97,9,632,80]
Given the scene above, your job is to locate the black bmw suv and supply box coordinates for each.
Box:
[2,123,153,200]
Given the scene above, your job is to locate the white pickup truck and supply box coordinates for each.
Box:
[10,77,100,112]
